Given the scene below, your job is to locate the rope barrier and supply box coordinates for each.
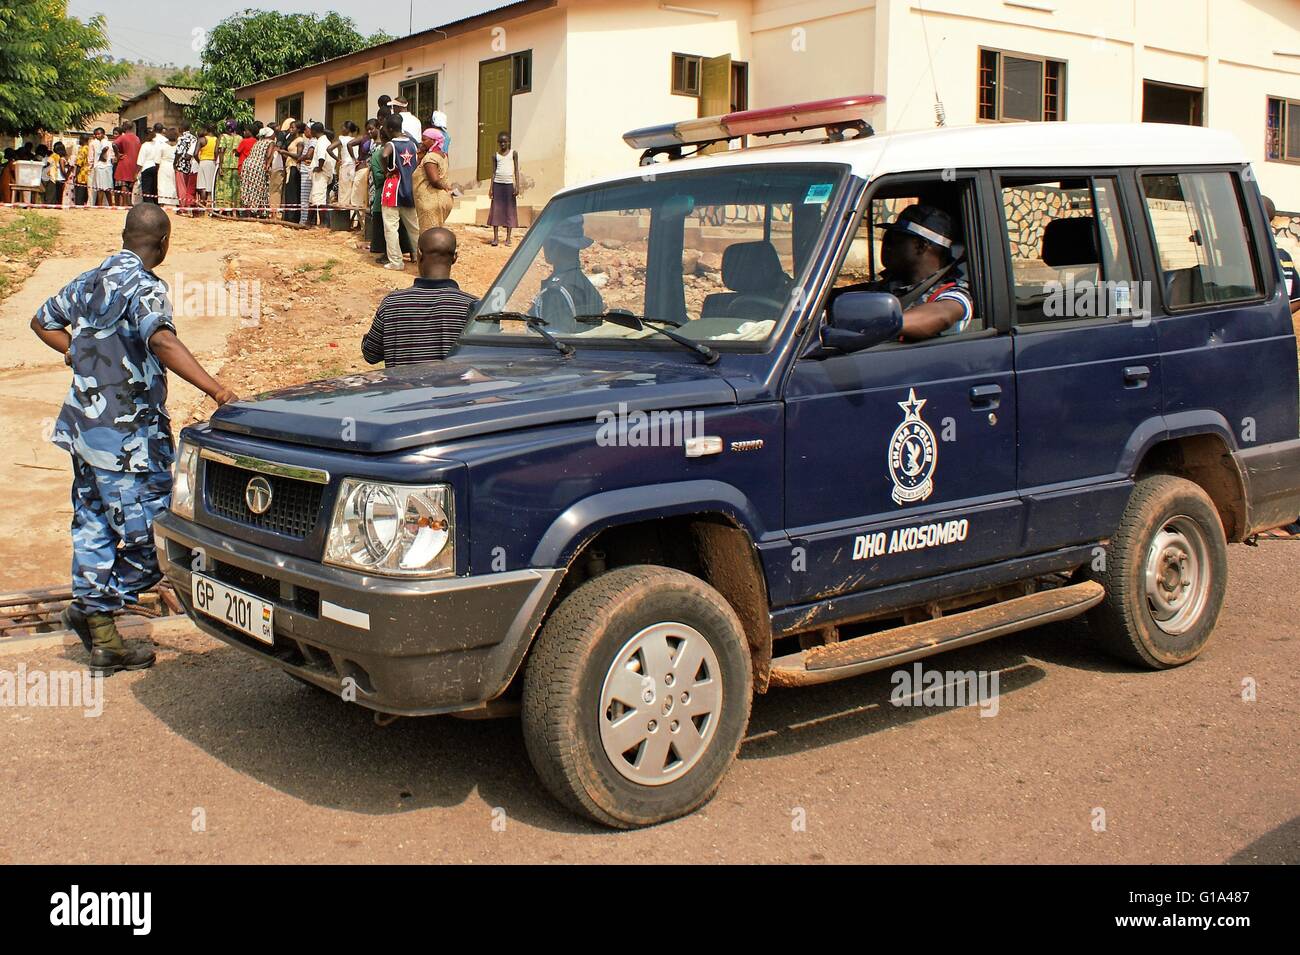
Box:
[0,201,371,213]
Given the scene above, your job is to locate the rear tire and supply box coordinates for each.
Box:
[521,565,753,828]
[1087,475,1228,668]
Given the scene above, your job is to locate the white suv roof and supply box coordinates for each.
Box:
[561,122,1250,195]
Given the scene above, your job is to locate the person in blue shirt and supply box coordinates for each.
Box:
[1262,196,1300,316]
[379,113,421,271]
[29,203,237,674]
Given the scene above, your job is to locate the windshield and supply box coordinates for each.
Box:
[463,164,846,348]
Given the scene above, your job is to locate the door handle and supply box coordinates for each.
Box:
[1123,365,1151,388]
[969,383,1002,409]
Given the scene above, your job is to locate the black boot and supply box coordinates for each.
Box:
[89,644,157,675]
[60,604,94,653]
[85,612,156,675]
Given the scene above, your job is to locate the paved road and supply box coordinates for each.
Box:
[1,543,1296,864]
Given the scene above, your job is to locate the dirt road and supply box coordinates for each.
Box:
[0,540,1296,864]
[0,207,1295,864]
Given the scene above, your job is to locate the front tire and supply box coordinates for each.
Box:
[521,565,753,828]
[1087,475,1228,668]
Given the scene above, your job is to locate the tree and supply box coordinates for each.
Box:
[163,66,204,88]
[191,11,391,129]
[0,0,129,135]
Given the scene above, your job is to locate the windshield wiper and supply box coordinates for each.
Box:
[474,311,575,358]
[575,310,719,365]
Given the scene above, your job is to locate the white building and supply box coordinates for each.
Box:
[235,0,1300,232]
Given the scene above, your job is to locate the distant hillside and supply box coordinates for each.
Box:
[108,62,203,98]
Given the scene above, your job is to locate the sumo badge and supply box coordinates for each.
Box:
[889,388,937,505]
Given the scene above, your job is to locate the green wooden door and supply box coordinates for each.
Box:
[327,96,367,134]
[697,54,732,155]
[326,77,368,134]
[478,56,513,182]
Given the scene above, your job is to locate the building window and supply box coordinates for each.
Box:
[399,75,438,121]
[1267,96,1300,163]
[978,49,1066,122]
[672,53,702,97]
[326,78,367,106]
[275,93,303,125]
[511,51,532,94]
[325,77,367,133]
[730,61,749,112]
[1142,81,1203,126]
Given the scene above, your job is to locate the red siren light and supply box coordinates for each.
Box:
[624,94,885,165]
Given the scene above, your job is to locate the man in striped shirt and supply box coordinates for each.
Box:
[362,228,476,366]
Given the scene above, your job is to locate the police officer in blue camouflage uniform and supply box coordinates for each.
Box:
[30,204,237,674]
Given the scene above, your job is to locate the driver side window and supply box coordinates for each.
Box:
[829,176,985,338]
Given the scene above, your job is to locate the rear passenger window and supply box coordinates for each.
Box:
[1141,171,1262,308]
[1000,175,1138,324]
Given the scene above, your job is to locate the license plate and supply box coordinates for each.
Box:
[192,573,274,644]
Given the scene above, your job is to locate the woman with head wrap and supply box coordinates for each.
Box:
[239,127,276,217]
[413,128,453,234]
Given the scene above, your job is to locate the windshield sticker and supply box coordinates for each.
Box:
[803,183,833,205]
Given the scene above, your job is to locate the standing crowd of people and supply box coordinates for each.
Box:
[2,93,524,275]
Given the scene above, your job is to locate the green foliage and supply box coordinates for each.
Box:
[0,0,129,134]
[191,11,392,129]
[0,210,61,258]
[0,211,62,297]
[162,66,204,88]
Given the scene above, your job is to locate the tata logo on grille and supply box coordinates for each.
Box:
[245,476,273,515]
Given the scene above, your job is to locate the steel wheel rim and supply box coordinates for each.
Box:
[598,621,723,786]
[1143,515,1210,636]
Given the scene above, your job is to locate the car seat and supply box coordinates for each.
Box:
[700,241,793,320]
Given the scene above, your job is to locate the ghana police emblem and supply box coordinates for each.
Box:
[888,388,937,505]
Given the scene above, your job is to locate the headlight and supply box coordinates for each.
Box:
[171,441,199,520]
[324,479,454,577]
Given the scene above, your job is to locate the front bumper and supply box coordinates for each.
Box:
[154,511,563,716]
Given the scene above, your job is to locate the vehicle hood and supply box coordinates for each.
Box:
[208,353,737,453]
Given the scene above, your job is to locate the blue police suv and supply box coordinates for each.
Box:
[157,100,1300,827]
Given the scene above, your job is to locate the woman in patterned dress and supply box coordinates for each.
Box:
[238,128,276,217]
[213,121,241,208]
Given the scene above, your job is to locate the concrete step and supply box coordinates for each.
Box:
[446,202,537,227]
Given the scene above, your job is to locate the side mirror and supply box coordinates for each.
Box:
[821,291,903,353]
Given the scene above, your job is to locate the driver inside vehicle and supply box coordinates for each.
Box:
[836,203,973,342]
[528,215,604,333]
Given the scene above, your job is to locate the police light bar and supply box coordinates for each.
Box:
[624,94,884,164]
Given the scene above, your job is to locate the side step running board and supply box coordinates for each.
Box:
[768,581,1104,688]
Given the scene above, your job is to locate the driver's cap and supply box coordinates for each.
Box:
[877,203,956,249]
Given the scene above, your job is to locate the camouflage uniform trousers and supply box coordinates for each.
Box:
[70,457,173,614]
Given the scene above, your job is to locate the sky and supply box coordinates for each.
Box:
[66,0,509,67]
